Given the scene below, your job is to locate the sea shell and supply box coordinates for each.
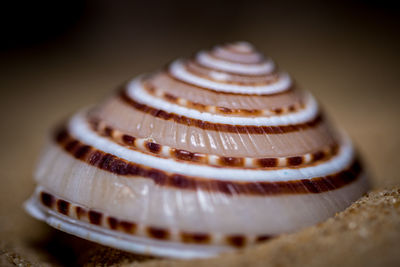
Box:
[25,42,369,259]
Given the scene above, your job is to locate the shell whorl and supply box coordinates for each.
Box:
[169,42,291,94]
[26,42,369,258]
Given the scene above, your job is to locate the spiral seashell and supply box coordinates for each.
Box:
[24,42,369,259]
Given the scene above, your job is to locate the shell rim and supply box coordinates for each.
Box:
[24,192,234,259]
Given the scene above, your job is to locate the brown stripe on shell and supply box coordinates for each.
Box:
[164,93,178,102]
[122,134,135,146]
[89,119,339,169]
[40,192,54,208]
[74,145,91,159]
[55,128,362,196]
[120,90,322,134]
[226,235,246,248]
[288,156,303,166]
[219,157,245,167]
[38,191,275,247]
[189,101,207,110]
[144,81,304,116]
[145,142,161,154]
[173,149,205,163]
[312,150,325,162]
[65,140,79,152]
[104,127,113,137]
[75,206,86,220]
[88,210,103,225]
[119,221,137,234]
[256,235,272,242]
[107,217,137,234]
[147,227,170,240]
[107,217,118,230]
[257,158,279,168]
[181,232,211,244]
[56,199,70,215]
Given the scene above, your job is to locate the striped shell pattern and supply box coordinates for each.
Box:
[25,42,369,259]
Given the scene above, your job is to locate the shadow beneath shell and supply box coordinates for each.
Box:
[28,227,155,266]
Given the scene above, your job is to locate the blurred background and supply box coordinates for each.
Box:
[0,0,399,265]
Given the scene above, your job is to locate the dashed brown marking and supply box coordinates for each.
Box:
[147,227,170,240]
[301,179,320,194]
[122,135,135,146]
[190,102,206,109]
[90,120,337,168]
[145,142,161,154]
[240,109,262,115]
[331,144,340,156]
[146,84,155,93]
[257,158,278,167]
[119,221,136,234]
[227,235,246,247]
[88,151,103,165]
[312,150,325,162]
[170,174,193,189]
[146,84,298,116]
[173,149,202,162]
[147,169,167,185]
[88,210,102,225]
[107,217,118,230]
[219,157,244,167]
[120,90,322,134]
[74,145,91,159]
[164,93,178,102]
[181,232,211,244]
[256,235,272,242]
[104,127,113,137]
[56,199,70,215]
[65,140,79,152]
[40,192,54,208]
[288,156,303,166]
[75,206,86,220]
[55,130,362,195]
[39,191,276,248]
[217,107,232,113]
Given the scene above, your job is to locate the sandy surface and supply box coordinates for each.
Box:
[1,2,399,266]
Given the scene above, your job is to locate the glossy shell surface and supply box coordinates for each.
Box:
[25,42,369,259]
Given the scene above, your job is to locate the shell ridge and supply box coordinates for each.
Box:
[124,78,321,127]
[169,60,292,95]
[196,51,275,75]
[66,111,355,182]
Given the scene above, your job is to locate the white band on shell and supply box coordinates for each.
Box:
[126,78,318,126]
[68,111,354,182]
[196,51,275,75]
[169,60,292,95]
